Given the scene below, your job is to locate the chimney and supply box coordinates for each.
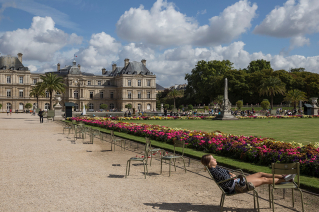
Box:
[141,59,146,66]
[17,53,23,63]
[112,63,117,71]
[57,63,60,71]
[124,58,129,67]
[77,64,81,70]
[102,68,106,75]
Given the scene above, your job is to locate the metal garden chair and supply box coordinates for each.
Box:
[205,166,260,212]
[125,141,150,179]
[269,163,304,212]
[110,130,126,151]
[63,122,73,134]
[145,137,163,166]
[160,139,186,176]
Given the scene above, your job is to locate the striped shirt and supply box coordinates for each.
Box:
[209,166,235,193]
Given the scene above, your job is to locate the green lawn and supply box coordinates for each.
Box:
[124,119,319,145]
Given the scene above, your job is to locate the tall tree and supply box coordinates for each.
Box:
[29,82,45,109]
[213,95,224,109]
[167,89,184,109]
[246,59,271,73]
[40,73,66,110]
[284,89,307,109]
[259,76,286,109]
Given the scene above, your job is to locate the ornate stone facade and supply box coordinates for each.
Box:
[0,53,156,112]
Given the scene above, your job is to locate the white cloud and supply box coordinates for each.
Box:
[116,0,257,46]
[197,9,206,15]
[0,16,83,62]
[254,0,319,49]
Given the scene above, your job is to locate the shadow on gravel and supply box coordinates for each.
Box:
[2,118,28,119]
[108,174,125,178]
[145,172,159,176]
[101,150,112,152]
[144,203,262,212]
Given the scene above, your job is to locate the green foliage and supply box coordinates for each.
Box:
[204,106,209,110]
[164,104,169,109]
[213,95,224,108]
[236,100,243,109]
[166,89,184,109]
[284,89,307,109]
[40,73,66,110]
[290,67,305,73]
[25,103,32,109]
[125,104,132,109]
[188,104,193,111]
[246,59,271,73]
[260,100,270,110]
[169,105,174,110]
[259,76,286,109]
[100,104,108,110]
[30,82,45,109]
[0,104,2,109]
[178,105,183,110]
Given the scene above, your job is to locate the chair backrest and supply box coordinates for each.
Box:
[110,130,114,136]
[173,139,185,156]
[144,139,150,159]
[205,166,227,194]
[145,137,151,147]
[272,163,300,186]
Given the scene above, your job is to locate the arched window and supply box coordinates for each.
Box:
[138,104,142,111]
[88,103,94,109]
[147,104,151,110]
[6,103,11,110]
[74,90,79,99]
[74,103,78,111]
[110,103,114,109]
[19,103,24,110]
[45,103,50,110]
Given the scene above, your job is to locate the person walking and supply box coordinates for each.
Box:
[7,109,9,116]
[9,109,12,116]
[38,109,44,123]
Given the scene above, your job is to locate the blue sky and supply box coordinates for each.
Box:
[0,0,319,87]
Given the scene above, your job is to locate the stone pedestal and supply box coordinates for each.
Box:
[312,105,318,115]
[214,111,238,120]
[160,104,164,113]
[54,104,63,121]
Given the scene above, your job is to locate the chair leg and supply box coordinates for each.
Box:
[255,190,260,212]
[169,159,171,177]
[150,153,153,166]
[160,158,163,174]
[272,189,275,212]
[182,158,186,173]
[220,194,225,212]
[125,160,129,178]
[253,191,256,209]
[298,188,304,212]
[292,188,294,207]
[174,158,176,171]
[269,185,271,208]
[143,161,146,179]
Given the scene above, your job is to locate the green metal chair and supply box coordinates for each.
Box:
[110,130,126,151]
[269,163,304,212]
[63,122,73,134]
[125,141,150,179]
[74,125,86,140]
[160,140,186,176]
[87,128,101,144]
[145,137,163,166]
[205,166,260,212]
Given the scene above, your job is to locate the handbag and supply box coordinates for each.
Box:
[234,175,255,193]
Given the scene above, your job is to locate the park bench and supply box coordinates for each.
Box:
[47,110,55,122]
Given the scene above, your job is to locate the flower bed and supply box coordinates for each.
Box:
[237,115,319,119]
[70,117,319,177]
[108,115,216,121]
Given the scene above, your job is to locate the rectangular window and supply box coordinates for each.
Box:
[147,80,151,86]
[46,91,49,98]
[33,79,37,84]
[128,92,132,99]
[88,81,91,86]
[138,92,141,99]
[7,89,11,97]
[7,76,11,83]
[138,80,141,86]
[110,92,114,99]
[90,91,93,99]
[100,91,103,99]
[147,92,151,99]
[19,76,23,84]
[19,90,23,97]
[98,81,101,86]
[107,81,110,85]
[128,80,131,86]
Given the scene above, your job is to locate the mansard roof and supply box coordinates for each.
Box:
[119,61,152,75]
[0,55,28,70]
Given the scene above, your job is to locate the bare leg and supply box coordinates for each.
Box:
[246,172,285,188]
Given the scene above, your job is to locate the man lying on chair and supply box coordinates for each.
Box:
[201,154,296,193]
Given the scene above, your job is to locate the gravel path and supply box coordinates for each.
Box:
[0,113,317,211]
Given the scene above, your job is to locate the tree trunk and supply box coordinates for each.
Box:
[271,94,274,110]
[36,96,39,109]
[173,97,176,109]
[49,91,53,110]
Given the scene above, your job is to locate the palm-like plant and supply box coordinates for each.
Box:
[167,89,184,109]
[213,95,224,109]
[284,89,307,109]
[29,82,45,109]
[259,76,286,109]
[40,73,66,110]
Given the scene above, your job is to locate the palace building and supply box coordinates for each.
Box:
[0,53,157,112]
